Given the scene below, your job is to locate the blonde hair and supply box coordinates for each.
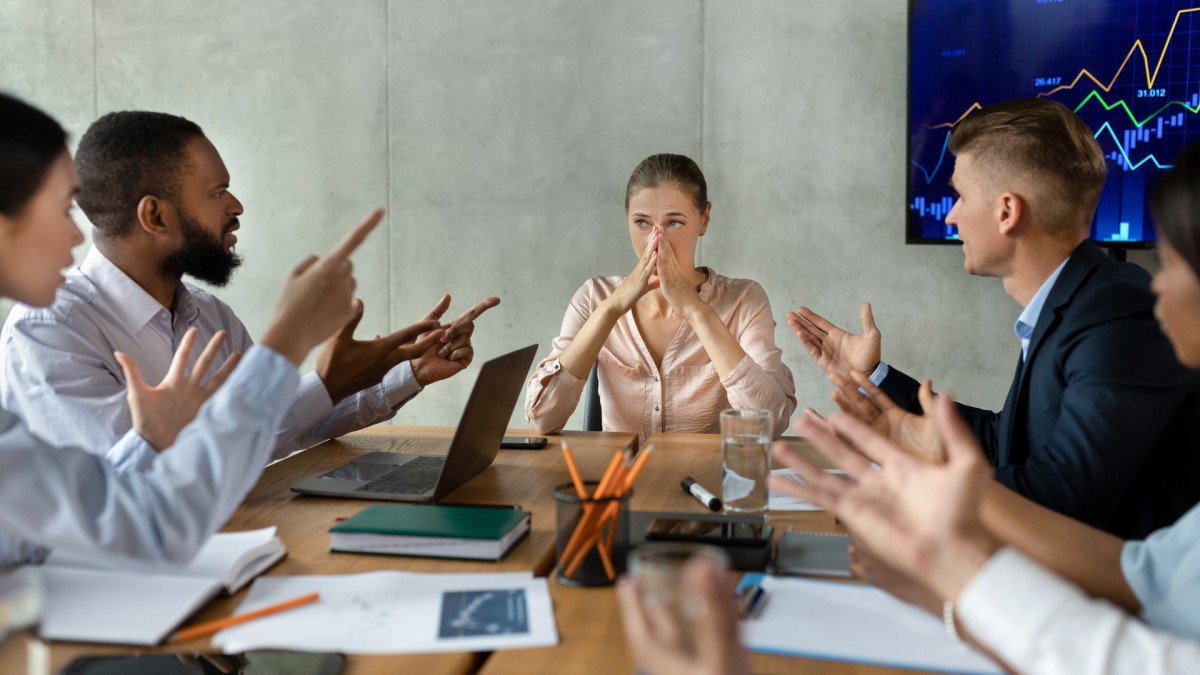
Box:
[950,98,1107,237]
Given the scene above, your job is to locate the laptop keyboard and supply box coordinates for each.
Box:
[354,455,446,495]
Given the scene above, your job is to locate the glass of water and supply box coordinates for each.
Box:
[720,409,771,513]
[627,542,730,656]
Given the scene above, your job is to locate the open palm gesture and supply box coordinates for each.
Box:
[117,328,241,451]
[788,303,882,378]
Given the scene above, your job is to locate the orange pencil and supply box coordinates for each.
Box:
[561,441,587,499]
[172,592,319,643]
[560,450,623,562]
[619,443,655,491]
[565,444,655,576]
[561,441,614,576]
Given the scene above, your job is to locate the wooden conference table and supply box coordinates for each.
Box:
[0,427,926,675]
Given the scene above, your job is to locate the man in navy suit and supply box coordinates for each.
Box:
[790,98,1200,539]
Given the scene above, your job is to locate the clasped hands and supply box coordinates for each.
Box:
[608,226,709,321]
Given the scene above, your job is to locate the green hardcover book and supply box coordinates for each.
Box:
[329,504,530,561]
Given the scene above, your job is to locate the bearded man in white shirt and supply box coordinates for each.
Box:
[0,110,499,472]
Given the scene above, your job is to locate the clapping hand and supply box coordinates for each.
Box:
[770,395,1000,603]
[410,294,501,386]
[788,303,882,379]
[827,370,944,463]
[118,328,241,451]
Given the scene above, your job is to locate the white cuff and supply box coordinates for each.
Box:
[957,547,1076,655]
[868,361,890,386]
[382,360,423,408]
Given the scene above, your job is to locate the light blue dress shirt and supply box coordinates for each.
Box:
[1122,502,1200,639]
[868,259,1070,386]
[1013,259,1068,361]
[0,345,298,567]
[0,248,422,472]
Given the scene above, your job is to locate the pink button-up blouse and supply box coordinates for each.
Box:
[525,269,797,442]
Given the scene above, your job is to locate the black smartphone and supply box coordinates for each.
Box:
[61,651,344,675]
[645,518,773,547]
[500,435,548,450]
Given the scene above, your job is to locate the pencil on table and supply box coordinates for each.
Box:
[172,592,320,643]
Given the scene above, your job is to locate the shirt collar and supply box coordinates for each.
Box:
[696,266,716,302]
[79,247,172,332]
[1014,258,1069,347]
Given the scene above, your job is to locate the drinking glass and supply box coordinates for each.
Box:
[720,409,771,513]
[627,543,730,656]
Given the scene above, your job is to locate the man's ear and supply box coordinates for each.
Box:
[134,195,174,237]
[995,191,1024,237]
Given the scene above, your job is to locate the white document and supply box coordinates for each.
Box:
[40,566,219,645]
[213,570,558,654]
[741,575,1002,673]
[768,468,847,511]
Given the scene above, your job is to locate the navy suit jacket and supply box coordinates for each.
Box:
[882,241,1200,538]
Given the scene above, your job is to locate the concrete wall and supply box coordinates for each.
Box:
[0,0,1156,429]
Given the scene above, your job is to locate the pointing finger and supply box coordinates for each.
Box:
[326,208,384,261]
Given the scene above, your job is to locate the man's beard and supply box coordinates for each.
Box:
[160,211,243,287]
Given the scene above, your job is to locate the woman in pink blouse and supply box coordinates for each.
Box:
[525,154,796,441]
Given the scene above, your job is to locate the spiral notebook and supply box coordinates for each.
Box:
[772,530,852,577]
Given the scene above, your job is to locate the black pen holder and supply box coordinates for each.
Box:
[553,481,632,587]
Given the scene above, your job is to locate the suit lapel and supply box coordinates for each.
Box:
[996,352,1025,465]
[998,241,1108,463]
[1022,241,1108,373]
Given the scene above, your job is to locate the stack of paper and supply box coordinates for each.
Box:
[212,570,557,654]
[768,468,847,511]
[40,527,285,645]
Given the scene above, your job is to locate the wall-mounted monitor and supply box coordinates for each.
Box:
[908,0,1200,248]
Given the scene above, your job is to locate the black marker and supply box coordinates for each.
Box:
[681,476,722,511]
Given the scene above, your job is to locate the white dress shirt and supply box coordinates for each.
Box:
[958,547,1200,674]
[0,345,298,568]
[0,247,422,472]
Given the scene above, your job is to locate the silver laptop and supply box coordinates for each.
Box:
[291,344,537,502]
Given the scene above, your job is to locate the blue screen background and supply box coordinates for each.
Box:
[909,1,1200,246]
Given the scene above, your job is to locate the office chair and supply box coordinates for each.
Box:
[583,367,602,432]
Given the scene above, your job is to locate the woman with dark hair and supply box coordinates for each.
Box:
[526,153,796,441]
[0,92,413,567]
[618,143,1200,674]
